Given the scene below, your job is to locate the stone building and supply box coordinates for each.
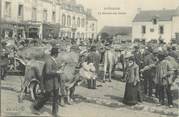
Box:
[132,7,179,44]
[0,0,98,40]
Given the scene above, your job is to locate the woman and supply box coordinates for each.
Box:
[123,53,140,105]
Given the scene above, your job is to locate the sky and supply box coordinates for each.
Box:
[76,0,179,32]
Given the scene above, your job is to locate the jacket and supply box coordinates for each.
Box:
[41,55,60,92]
[154,58,175,85]
[126,63,140,85]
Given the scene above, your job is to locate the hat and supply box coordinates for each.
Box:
[158,50,168,58]
[153,48,160,54]
[90,45,96,51]
[134,45,139,49]
[70,45,80,52]
[50,47,59,55]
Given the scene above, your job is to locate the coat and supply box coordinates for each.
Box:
[125,63,140,85]
[143,53,156,76]
[154,58,175,85]
[42,55,60,92]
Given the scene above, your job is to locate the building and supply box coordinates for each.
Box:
[99,26,132,43]
[132,7,179,44]
[86,9,98,40]
[0,0,98,40]
[0,0,61,39]
[60,0,86,40]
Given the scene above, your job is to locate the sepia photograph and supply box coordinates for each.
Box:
[0,0,179,117]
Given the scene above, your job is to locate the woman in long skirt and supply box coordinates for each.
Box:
[123,53,140,106]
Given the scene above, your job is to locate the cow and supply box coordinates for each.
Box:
[103,47,124,83]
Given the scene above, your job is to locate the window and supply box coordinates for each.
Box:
[5,2,11,17]
[32,7,37,21]
[72,16,76,27]
[92,23,95,31]
[67,15,71,26]
[52,11,56,23]
[43,9,48,22]
[18,5,23,17]
[153,18,157,25]
[159,26,164,34]
[142,25,146,34]
[62,14,66,26]
[81,19,85,27]
[77,17,80,27]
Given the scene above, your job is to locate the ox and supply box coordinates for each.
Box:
[103,47,126,83]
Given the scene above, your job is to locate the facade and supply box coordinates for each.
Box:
[0,0,97,40]
[86,9,98,39]
[132,8,179,44]
[60,0,86,39]
[0,0,61,39]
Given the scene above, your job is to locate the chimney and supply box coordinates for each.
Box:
[177,6,179,12]
[87,9,92,16]
[137,8,141,14]
[70,0,76,4]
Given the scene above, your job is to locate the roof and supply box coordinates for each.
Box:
[133,9,179,22]
[62,2,86,14]
[86,14,97,21]
[99,26,132,36]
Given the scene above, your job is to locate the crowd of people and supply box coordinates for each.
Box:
[123,42,178,108]
[0,36,179,116]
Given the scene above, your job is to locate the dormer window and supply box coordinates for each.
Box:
[152,18,157,25]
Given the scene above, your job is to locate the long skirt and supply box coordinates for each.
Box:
[123,82,138,105]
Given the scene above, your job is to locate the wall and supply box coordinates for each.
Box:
[172,16,179,39]
[86,20,97,39]
[60,8,87,39]
[132,21,172,43]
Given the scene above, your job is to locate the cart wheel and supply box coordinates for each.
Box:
[29,82,41,101]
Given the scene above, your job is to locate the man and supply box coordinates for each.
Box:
[33,47,61,116]
[133,46,143,70]
[87,45,101,78]
[154,51,175,107]
[0,42,9,80]
[168,46,178,62]
[86,45,100,88]
[142,48,156,97]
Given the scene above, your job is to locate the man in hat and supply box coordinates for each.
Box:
[133,45,143,70]
[86,45,100,88]
[33,47,61,116]
[154,50,175,107]
[0,41,9,80]
[142,48,156,97]
[87,45,101,78]
[168,46,178,62]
